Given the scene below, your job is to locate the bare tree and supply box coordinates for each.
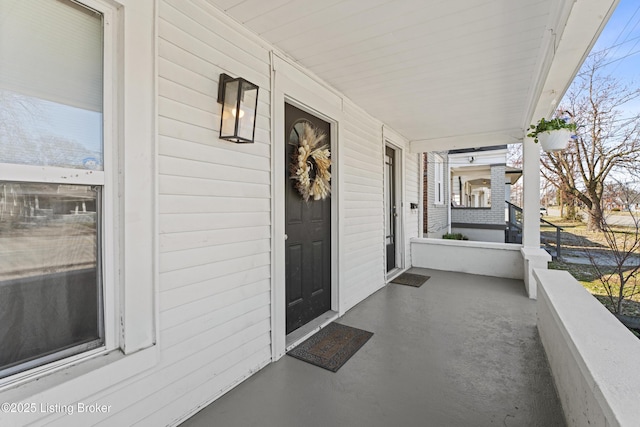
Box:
[584,181,640,316]
[541,54,640,231]
[0,90,97,168]
[603,181,640,210]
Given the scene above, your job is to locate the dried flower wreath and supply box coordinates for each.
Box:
[291,122,331,201]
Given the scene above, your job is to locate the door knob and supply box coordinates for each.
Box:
[284,234,288,240]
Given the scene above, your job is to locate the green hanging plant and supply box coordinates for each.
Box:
[527,116,577,143]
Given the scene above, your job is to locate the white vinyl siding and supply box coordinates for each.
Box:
[0,0,422,424]
[140,0,272,422]
[404,151,421,266]
[341,101,385,311]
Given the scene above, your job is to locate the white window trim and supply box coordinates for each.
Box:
[0,0,157,401]
[434,154,444,205]
[0,0,115,385]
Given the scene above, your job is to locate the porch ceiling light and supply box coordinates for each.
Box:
[217,73,259,143]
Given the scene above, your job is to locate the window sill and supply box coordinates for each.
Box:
[0,345,157,424]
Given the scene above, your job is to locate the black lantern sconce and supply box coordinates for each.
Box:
[217,73,259,143]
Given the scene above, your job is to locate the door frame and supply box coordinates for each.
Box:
[384,146,397,272]
[271,54,343,360]
[283,103,333,335]
[384,141,405,278]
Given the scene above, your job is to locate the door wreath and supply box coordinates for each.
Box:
[291,122,331,202]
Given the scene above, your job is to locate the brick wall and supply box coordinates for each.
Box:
[451,164,505,226]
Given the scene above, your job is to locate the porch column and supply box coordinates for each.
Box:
[520,136,551,299]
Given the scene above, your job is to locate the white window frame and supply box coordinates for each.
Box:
[0,0,156,394]
[434,154,444,205]
[0,0,115,385]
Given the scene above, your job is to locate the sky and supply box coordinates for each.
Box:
[0,90,103,170]
[569,0,640,114]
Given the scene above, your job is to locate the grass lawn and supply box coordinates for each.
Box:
[548,260,640,317]
[542,216,640,318]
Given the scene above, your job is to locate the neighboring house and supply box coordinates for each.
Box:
[447,146,522,242]
[424,146,523,242]
[0,1,624,426]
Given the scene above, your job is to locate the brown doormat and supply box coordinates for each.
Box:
[391,272,431,287]
[287,322,373,372]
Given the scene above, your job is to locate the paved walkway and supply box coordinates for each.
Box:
[545,246,640,266]
[181,268,564,427]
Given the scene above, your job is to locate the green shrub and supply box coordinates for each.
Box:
[442,233,468,240]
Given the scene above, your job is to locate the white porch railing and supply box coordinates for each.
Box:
[536,269,640,427]
[410,238,524,280]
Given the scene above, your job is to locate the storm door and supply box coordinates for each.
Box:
[385,146,397,272]
[285,103,332,334]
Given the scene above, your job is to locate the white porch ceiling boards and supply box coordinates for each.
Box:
[205,0,617,150]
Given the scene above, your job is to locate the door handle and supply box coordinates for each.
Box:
[393,213,398,217]
[284,234,288,240]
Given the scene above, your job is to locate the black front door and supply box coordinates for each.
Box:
[285,103,332,334]
[385,146,397,272]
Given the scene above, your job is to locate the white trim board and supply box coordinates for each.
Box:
[384,142,405,272]
[270,54,344,361]
[383,127,412,275]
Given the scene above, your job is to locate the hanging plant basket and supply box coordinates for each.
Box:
[538,129,572,152]
[528,115,576,152]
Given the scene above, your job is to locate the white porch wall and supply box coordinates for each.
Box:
[536,269,640,426]
[340,102,386,311]
[0,1,420,425]
[411,238,524,280]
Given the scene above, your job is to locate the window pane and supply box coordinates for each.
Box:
[237,81,258,141]
[0,0,103,170]
[0,182,103,378]
[221,80,239,137]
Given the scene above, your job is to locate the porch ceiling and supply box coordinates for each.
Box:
[207,0,617,151]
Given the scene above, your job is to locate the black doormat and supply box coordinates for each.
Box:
[391,272,431,287]
[287,322,373,372]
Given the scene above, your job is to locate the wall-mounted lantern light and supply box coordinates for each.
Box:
[217,73,259,143]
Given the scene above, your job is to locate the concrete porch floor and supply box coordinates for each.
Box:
[181,268,565,427]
